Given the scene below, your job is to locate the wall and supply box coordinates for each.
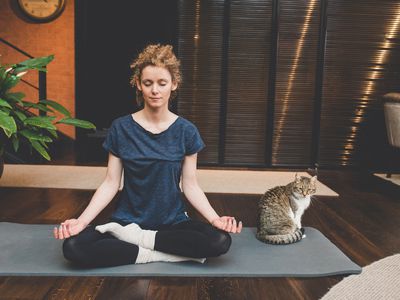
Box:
[0,0,75,138]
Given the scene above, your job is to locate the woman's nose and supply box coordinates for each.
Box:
[151,85,159,94]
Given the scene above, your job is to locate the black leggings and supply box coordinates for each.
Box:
[62,220,232,268]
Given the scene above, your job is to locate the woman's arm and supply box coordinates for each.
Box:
[181,153,242,233]
[54,152,123,239]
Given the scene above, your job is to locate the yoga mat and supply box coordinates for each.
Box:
[0,223,360,277]
[0,165,338,196]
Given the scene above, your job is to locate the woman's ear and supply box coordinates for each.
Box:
[136,79,142,91]
[172,81,178,91]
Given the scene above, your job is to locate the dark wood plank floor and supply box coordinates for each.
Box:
[0,169,399,300]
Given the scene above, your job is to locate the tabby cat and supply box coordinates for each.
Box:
[256,173,317,245]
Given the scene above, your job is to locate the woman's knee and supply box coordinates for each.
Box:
[63,237,85,264]
[209,231,232,257]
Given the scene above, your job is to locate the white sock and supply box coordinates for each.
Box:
[135,246,206,264]
[95,222,157,250]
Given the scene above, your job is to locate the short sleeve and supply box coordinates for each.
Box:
[102,120,120,157]
[185,125,205,155]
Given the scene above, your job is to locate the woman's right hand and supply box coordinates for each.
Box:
[53,219,87,240]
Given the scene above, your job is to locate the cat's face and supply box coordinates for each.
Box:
[292,174,317,196]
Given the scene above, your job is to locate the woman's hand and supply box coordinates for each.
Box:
[211,216,242,233]
[53,219,87,240]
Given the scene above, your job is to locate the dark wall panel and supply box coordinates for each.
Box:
[75,0,178,163]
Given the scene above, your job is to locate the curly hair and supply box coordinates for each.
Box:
[130,44,182,106]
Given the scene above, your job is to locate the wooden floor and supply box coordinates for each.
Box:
[0,169,399,300]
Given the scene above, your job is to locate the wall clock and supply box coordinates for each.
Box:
[17,0,66,23]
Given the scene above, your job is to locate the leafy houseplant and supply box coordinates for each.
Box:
[0,55,95,171]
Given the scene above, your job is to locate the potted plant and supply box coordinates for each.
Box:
[0,55,96,177]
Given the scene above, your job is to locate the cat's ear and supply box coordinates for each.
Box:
[310,175,317,183]
[295,173,301,182]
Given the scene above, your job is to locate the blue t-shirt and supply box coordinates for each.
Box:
[102,114,205,230]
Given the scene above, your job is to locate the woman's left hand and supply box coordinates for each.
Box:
[211,216,242,233]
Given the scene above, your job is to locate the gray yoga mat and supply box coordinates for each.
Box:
[0,223,361,277]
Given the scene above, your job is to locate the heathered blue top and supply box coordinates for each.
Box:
[102,114,205,230]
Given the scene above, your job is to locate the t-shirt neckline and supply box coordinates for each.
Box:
[130,114,180,136]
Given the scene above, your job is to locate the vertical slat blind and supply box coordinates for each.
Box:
[177,0,400,169]
[177,0,225,164]
[224,0,272,165]
[319,0,400,167]
[272,0,321,166]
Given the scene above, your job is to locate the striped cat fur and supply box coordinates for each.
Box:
[256,174,316,245]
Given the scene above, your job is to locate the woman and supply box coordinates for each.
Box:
[54,44,242,267]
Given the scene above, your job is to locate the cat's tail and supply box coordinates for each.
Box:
[257,228,305,245]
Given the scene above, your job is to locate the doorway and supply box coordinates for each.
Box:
[75,0,178,163]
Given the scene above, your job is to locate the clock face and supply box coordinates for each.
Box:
[18,0,66,22]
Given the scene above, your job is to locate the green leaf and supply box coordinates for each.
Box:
[11,55,54,74]
[26,115,57,122]
[39,140,49,149]
[1,107,11,115]
[39,99,71,117]
[11,67,29,75]
[0,108,9,118]
[11,134,19,152]
[24,116,57,130]
[5,92,25,104]
[1,75,20,92]
[0,110,9,116]
[22,101,55,113]
[19,129,53,142]
[46,128,58,138]
[0,67,8,81]
[0,98,12,109]
[30,140,51,161]
[57,118,96,129]
[0,114,17,137]
[14,111,27,122]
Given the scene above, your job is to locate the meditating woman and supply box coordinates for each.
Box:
[53,44,242,267]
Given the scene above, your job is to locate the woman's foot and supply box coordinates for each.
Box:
[95,222,156,249]
[135,246,206,264]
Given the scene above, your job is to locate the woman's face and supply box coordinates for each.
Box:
[137,65,177,109]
